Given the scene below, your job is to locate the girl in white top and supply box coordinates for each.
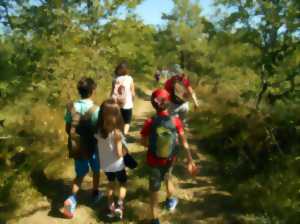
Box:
[95,99,127,219]
[111,62,135,135]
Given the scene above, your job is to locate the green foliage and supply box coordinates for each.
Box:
[191,80,300,222]
[0,0,299,222]
[158,0,207,69]
[215,0,300,108]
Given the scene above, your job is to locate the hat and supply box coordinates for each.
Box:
[169,64,183,76]
[151,89,170,107]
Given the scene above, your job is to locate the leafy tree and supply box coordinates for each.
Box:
[215,0,300,108]
[159,0,207,69]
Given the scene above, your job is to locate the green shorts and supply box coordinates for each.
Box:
[149,166,173,192]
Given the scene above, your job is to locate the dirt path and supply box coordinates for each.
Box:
[7,87,235,224]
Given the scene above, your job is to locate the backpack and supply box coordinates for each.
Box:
[149,115,178,159]
[67,102,98,160]
[112,79,126,107]
[171,77,190,105]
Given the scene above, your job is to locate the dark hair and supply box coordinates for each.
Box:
[97,98,124,138]
[77,77,97,98]
[115,61,129,77]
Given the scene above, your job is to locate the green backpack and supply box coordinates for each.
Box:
[149,115,178,159]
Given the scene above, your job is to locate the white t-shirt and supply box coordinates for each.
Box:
[95,131,125,172]
[114,75,134,109]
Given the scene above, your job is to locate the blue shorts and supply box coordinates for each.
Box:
[75,153,100,177]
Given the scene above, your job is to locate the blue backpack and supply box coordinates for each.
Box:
[149,115,178,159]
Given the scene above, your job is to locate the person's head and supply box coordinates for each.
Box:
[115,61,129,76]
[77,77,97,99]
[97,98,124,138]
[151,89,171,112]
[169,64,183,77]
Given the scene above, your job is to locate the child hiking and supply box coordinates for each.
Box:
[94,99,128,220]
[63,77,101,218]
[111,62,135,135]
[140,89,198,224]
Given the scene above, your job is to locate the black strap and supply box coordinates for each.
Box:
[67,103,97,136]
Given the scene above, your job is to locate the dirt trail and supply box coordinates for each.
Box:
[7,87,235,224]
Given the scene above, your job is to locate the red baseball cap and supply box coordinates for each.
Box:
[151,89,170,106]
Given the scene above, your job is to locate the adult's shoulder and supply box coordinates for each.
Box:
[127,74,134,81]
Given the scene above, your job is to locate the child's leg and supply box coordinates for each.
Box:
[124,124,130,135]
[165,168,174,198]
[113,170,127,219]
[105,172,116,206]
[119,185,127,201]
[164,167,178,211]
[116,170,127,202]
[72,176,84,194]
[62,160,88,218]
[89,153,100,193]
[165,178,174,198]
[150,191,160,219]
[107,181,115,205]
[72,159,90,195]
[149,168,163,220]
[121,109,132,135]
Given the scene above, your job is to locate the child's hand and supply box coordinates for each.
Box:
[187,161,199,177]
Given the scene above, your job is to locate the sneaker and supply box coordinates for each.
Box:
[92,190,103,203]
[114,200,124,219]
[165,197,178,211]
[150,218,160,224]
[107,202,115,218]
[63,195,77,218]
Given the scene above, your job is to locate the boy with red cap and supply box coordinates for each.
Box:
[140,88,198,224]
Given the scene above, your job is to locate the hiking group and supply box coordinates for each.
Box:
[63,62,199,224]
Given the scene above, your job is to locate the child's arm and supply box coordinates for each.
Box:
[187,86,199,108]
[110,80,116,96]
[121,135,129,155]
[175,115,198,176]
[131,79,135,99]
[179,133,198,176]
[179,134,193,162]
[114,130,123,158]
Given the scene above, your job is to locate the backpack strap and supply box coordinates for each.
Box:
[151,114,176,132]
[67,103,97,135]
[82,105,98,120]
[66,102,79,135]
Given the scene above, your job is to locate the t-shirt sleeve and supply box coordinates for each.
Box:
[91,107,100,125]
[164,79,172,93]
[140,118,153,137]
[182,77,191,88]
[173,117,184,135]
